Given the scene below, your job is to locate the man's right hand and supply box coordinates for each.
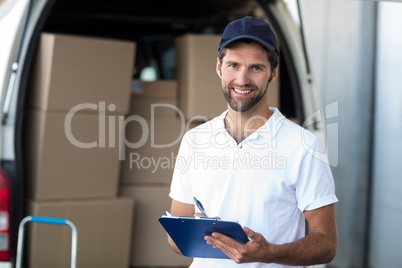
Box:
[167,200,195,255]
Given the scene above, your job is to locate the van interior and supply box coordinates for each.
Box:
[38,0,298,117]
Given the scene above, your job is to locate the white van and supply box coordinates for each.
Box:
[0,0,324,266]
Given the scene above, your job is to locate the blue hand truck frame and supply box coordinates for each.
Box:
[15,216,78,268]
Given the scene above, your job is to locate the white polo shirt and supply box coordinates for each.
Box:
[169,108,338,268]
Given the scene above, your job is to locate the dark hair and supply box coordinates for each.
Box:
[218,39,279,71]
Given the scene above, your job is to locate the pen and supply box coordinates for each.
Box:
[193,197,209,218]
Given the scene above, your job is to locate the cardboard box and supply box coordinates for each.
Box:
[119,185,192,267]
[28,33,135,114]
[119,117,207,184]
[120,80,185,184]
[176,34,227,120]
[131,80,177,98]
[129,80,179,118]
[24,108,122,200]
[120,116,183,184]
[26,198,134,268]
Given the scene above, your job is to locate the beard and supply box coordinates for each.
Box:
[222,81,269,112]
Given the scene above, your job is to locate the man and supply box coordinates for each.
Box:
[168,16,338,267]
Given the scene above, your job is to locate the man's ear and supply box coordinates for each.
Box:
[270,66,279,83]
[216,57,222,79]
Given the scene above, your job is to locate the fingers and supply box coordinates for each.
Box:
[243,227,258,240]
[205,232,244,261]
[207,232,243,248]
[204,227,265,263]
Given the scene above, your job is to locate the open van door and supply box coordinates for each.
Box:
[258,0,324,137]
[0,0,34,265]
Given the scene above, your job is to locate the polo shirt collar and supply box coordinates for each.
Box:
[210,108,286,140]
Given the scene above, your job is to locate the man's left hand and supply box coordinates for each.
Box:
[205,227,273,264]
[204,204,337,266]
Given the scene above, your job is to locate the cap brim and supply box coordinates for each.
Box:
[219,35,277,54]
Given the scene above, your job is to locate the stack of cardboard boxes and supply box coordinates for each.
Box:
[24,33,136,268]
[119,80,192,267]
[118,34,225,267]
[24,31,283,268]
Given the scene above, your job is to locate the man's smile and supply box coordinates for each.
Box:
[232,88,253,94]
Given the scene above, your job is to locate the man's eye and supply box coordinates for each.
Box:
[252,66,262,71]
[228,64,238,68]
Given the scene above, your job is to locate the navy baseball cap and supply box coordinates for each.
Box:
[218,16,279,55]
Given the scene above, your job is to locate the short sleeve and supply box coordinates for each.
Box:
[296,137,338,212]
[169,132,194,204]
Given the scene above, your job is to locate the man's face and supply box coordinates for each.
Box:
[217,42,277,113]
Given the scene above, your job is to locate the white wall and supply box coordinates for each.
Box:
[369,2,402,267]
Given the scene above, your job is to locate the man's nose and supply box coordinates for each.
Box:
[236,68,251,86]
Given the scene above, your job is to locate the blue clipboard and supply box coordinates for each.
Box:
[158,216,249,259]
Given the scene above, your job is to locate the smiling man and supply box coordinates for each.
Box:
[167,16,338,267]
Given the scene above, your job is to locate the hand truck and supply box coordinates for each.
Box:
[15,216,78,268]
